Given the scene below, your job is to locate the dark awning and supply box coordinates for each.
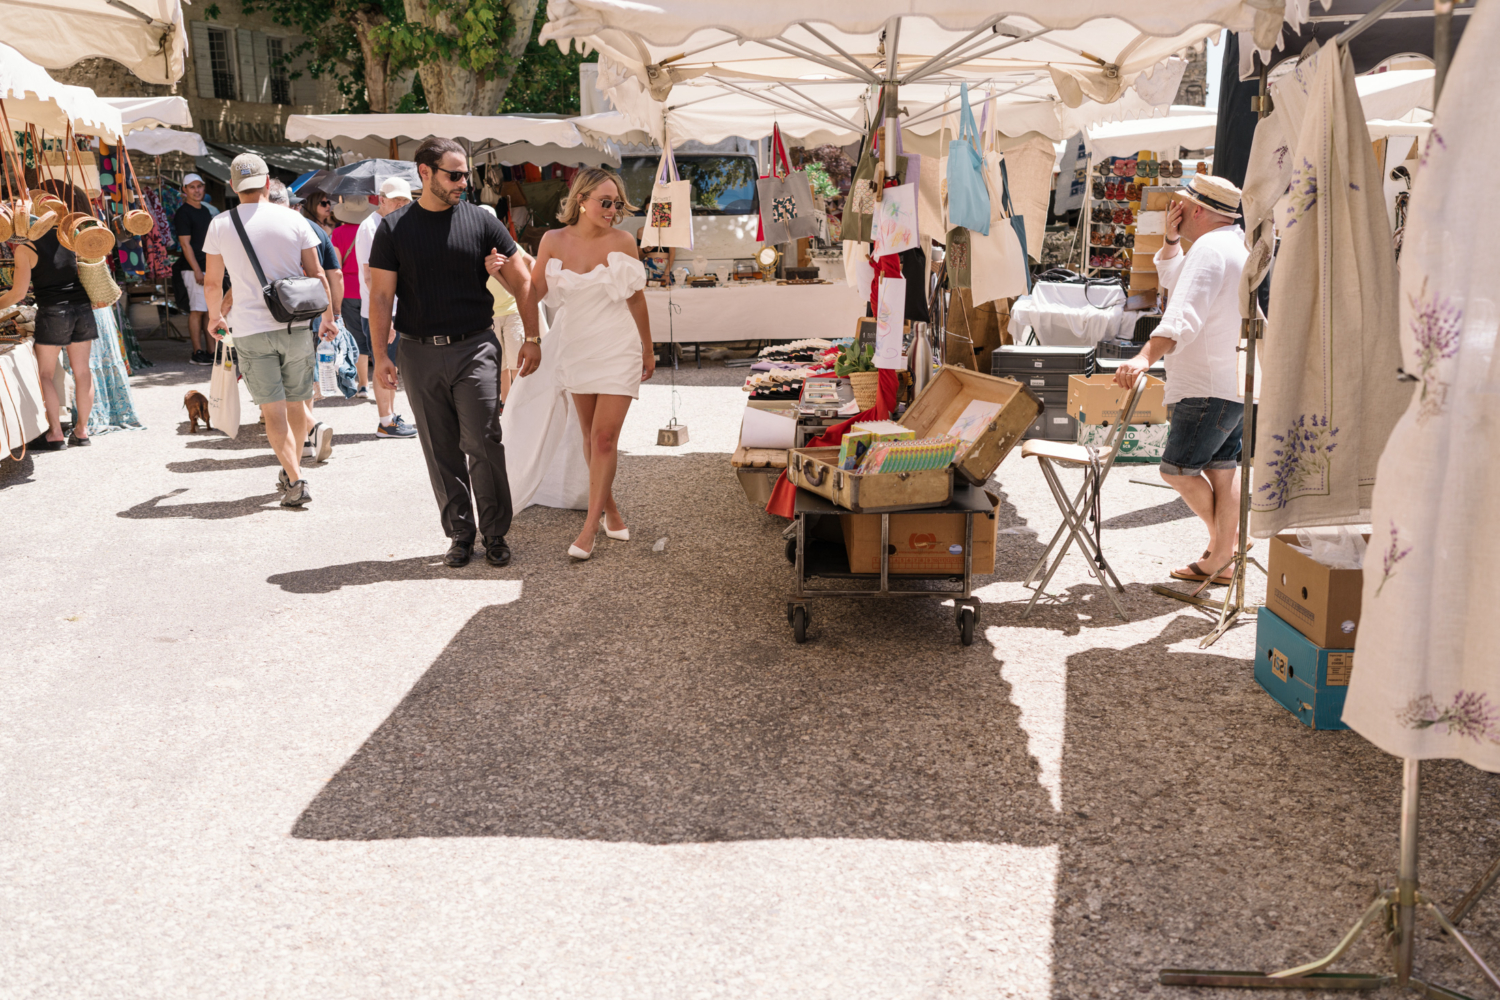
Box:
[204,141,338,180]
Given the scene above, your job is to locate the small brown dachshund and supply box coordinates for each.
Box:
[184,390,211,433]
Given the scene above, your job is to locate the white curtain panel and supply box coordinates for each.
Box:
[1250,42,1408,538]
[1343,0,1500,772]
[0,0,186,86]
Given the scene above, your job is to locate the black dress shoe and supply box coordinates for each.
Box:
[483,537,511,567]
[444,540,473,567]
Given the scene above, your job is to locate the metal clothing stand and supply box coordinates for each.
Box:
[1161,759,1500,996]
[1159,6,1499,995]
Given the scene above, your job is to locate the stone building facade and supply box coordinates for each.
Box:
[1174,41,1210,107]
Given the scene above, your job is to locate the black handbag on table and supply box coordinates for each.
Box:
[228,205,328,326]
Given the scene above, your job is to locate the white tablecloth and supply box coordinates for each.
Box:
[645,281,863,344]
[0,340,46,453]
[1007,282,1135,347]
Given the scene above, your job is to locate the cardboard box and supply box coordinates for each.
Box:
[841,489,1000,575]
[1076,422,1169,462]
[1133,233,1165,256]
[1144,188,1176,212]
[1135,210,1166,235]
[1266,534,1367,648]
[1129,269,1159,292]
[1067,374,1167,426]
[1254,607,1352,731]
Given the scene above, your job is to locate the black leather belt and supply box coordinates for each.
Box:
[403,327,492,346]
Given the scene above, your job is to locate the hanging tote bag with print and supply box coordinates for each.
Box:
[756,125,820,245]
[207,338,241,439]
[969,159,1031,304]
[998,159,1032,292]
[946,83,991,236]
[641,145,694,250]
[845,125,880,243]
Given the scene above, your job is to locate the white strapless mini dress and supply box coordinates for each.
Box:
[544,251,648,399]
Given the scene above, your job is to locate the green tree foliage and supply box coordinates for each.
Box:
[499,11,596,114]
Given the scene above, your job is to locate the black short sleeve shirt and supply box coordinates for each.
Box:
[367,201,518,340]
[173,202,213,263]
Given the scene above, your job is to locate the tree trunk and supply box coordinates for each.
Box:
[403,0,539,116]
[352,8,392,113]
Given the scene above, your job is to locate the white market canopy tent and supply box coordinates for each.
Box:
[102,95,208,156]
[1083,69,1435,161]
[285,113,628,168]
[541,1,1318,147]
[0,0,187,86]
[0,43,122,139]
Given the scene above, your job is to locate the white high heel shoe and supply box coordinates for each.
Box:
[568,543,593,560]
[603,523,630,541]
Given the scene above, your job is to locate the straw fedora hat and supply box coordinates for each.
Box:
[331,197,374,224]
[1176,173,1243,219]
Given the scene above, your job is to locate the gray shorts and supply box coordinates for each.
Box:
[234,327,316,405]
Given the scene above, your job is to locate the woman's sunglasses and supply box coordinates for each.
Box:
[593,196,625,210]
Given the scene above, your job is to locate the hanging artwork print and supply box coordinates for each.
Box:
[650,201,673,229]
[772,195,798,224]
[874,276,907,370]
[872,182,918,257]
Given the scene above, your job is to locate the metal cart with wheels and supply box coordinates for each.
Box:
[785,484,992,645]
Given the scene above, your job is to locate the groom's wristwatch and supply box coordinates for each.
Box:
[524,336,541,344]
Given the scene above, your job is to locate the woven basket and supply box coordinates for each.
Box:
[848,370,880,412]
[122,208,154,236]
[25,211,57,241]
[72,219,115,259]
[0,206,12,243]
[54,212,84,251]
[75,256,121,308]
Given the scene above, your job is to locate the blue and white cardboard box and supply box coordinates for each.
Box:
[1254,607,1353,731]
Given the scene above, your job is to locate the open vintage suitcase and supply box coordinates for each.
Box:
[786,366,1042,513]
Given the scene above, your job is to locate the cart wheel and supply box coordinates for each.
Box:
[958,606,976,646]
[785,537,798,564]
[792,605,809,643]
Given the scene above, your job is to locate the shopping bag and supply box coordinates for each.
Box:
[946,83,991,235]
[756,124,820,245]
[998,159,1032,292]
[640,146,693,250]
[872,182,919,257]
[207,338,241,438]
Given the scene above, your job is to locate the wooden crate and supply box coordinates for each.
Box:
[900,366,1041,486]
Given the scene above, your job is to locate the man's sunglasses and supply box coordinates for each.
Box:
[434,166,470,181]
[593,196,626,210]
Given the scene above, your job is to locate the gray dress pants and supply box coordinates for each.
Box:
[397,331,513,544]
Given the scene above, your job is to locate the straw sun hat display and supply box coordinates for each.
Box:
[1176,173,1243,219]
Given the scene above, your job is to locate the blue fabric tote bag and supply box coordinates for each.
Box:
[946,84,991,236]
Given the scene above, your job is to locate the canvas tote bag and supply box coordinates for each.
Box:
[207,338,241,439]
[946,83,991,235]
[641,146,693,250]
[969,161,1030,304]
[756,124,820,245]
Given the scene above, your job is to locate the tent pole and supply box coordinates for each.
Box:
[884,18,900,177]
[1433,0,1454,106]
[389,137,398,160]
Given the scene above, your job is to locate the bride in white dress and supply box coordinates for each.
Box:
[502,167,653,559]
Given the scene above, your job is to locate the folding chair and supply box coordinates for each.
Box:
[1019,373,1149,621]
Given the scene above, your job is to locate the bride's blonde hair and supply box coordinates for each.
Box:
[556,167,636,225]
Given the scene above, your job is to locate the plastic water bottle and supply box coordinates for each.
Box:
[317,338,337,395]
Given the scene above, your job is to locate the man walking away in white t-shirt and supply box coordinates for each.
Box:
[202,153,337,508]
[1113,174,1248,586]
[356,177,417,439]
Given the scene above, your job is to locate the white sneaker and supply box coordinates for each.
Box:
[315,422,334,462]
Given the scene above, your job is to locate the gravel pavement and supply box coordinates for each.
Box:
[2,341,1495,999]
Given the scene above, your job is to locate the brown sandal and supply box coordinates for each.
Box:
[1170,561,1233,585]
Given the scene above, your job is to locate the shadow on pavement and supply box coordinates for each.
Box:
[268,554,507,593]
[1101,497,1194,530]
[1,451,35,489]
[168,454,283,474]
[117,487,287,519]
[292,453,1060,847]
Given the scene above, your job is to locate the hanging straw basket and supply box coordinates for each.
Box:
[0,206,12,243]
[75,256,121,308]
[71,217,115,259]
[25,210,57,241]
[848,370,880,412]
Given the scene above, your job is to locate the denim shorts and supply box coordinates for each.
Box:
[34,301,99,346]
[361,317,399,364]
[1161,396,1244,476]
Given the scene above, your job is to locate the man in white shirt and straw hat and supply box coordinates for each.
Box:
[1113,173,1249,586]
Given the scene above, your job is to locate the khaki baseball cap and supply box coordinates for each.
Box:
[229,152,270,193]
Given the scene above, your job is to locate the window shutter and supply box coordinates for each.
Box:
[251,32,271,103]
[191,21,214,100]
[290,37,316,108]
[236,29,256,103]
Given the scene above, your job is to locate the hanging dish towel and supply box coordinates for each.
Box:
[1343,0,1500,773]
[946,83,991,236]
[1250,42,1409,537]
[640,145,693,250]
[757,125,820,245]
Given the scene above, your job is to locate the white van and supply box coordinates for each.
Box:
[614,151,763,271]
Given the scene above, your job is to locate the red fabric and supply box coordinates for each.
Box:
[331,224,359,301]
[869,252,902,313]
[765,368,899,518]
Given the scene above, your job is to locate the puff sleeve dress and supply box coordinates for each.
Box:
[543,251,648,399]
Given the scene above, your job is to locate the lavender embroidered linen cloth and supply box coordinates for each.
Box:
[1344,0,1500,772]
[1249,42,1409,538]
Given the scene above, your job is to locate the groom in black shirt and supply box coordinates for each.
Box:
[367,137,540,568]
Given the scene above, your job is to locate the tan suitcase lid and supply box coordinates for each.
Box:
[899,365,1042,485]
[787,446,953,513]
